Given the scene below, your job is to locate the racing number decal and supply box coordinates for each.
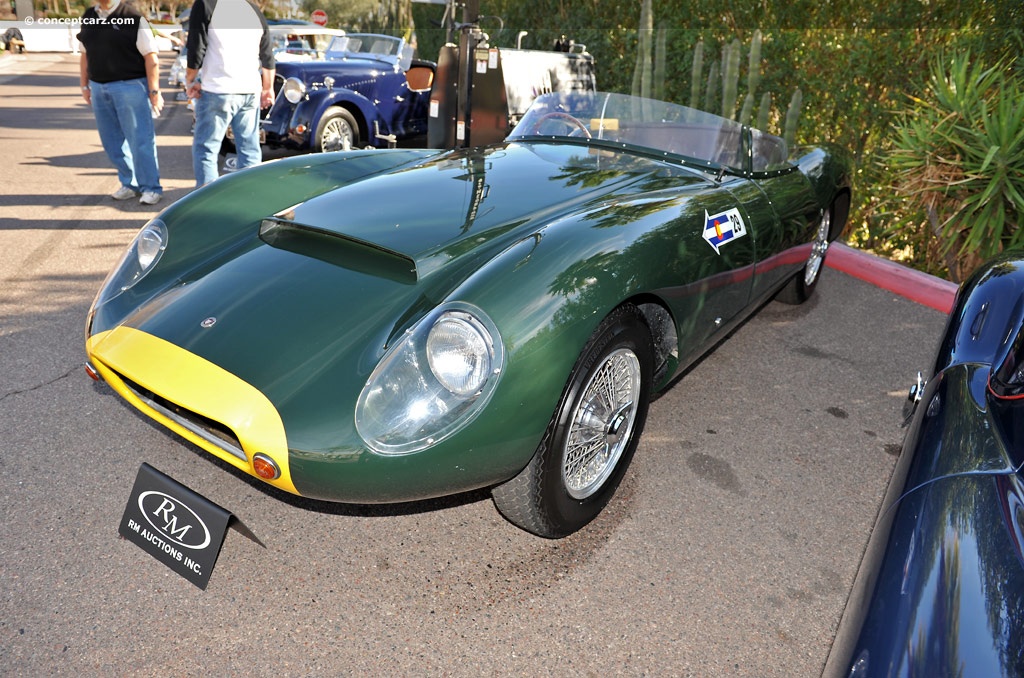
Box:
[702,208,748,254]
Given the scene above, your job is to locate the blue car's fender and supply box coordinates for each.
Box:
[285,88,379,148]
[825,252,1024,678]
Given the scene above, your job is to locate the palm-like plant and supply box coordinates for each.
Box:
[888,51,1024,282]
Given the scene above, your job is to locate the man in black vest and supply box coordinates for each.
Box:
[77,0,164,205]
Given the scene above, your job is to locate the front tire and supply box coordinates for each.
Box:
[314,108,358,152]
[492,305,654,538]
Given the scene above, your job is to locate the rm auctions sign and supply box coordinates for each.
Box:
[119,463,262,590]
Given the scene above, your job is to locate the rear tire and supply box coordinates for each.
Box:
[776,203,833,305]
[492,305,654,538]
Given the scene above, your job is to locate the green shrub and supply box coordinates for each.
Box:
[883,51,1023,282]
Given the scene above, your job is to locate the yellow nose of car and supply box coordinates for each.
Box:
[87,326,297,496]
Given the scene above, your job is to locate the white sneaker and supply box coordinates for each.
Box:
[111,186,137,200]
[139,191,162,205]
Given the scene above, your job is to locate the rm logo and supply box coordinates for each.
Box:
[120,464,262,590]
[137,491,212,550]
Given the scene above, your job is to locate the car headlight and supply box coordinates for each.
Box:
[355,304,504,455]
[282,77,306,104]
[427,313,494,396]
[94,218,168,306]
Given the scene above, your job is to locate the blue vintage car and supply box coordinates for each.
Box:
[825,252,1024,676]
[261,33,436,152]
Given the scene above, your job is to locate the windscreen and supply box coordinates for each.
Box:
[509,91,791,175]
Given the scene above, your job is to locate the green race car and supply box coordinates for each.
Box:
[86,91,851,538]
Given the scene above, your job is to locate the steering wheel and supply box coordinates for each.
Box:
[531,111,592,138]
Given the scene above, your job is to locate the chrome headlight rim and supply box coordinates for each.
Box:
[355,302,505,456]
[282,76,307,104]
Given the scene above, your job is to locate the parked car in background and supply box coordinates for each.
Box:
[168,22,345,92]
[1,27,25,53]
[825,251,1024,677]
[262,33,435,152]
[85,90,850,538]
[260,32,597,154]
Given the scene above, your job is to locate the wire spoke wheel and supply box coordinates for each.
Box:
[775,198,843,305]
[321,117,353,151]
[315,108,358,152]
[803,209,832,287]
[562,349,641,499]
[491,305,653,538]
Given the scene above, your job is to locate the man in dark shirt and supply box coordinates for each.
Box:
[77,0,164,205]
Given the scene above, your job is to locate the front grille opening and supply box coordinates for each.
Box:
[115,371,248,463]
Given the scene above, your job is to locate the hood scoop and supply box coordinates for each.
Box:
[257,144,657,283]
[259,216,418,285]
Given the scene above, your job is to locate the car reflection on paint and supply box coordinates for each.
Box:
[825,252,1024,677]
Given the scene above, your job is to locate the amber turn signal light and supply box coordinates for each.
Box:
[252,453,281,480]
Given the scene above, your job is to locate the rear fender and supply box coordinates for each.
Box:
[795,144,852,240]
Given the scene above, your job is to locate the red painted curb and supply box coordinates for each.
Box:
[825,243,959,314]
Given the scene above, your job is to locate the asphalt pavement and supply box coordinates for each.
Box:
[0,52,951,676]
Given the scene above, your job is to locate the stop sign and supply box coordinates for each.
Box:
[310,9,327,26]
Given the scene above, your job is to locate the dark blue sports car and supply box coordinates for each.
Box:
[261,33,436,152]
[826,251,1024,677]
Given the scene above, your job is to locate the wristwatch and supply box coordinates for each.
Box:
[149,89,160,96]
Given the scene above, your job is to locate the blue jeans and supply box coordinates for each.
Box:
[192,92,262,187]
[89,77,162,194]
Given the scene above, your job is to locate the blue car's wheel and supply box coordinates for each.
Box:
[315,107,359,152]
[492,305,653,538]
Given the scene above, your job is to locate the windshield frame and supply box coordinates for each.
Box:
[325,34,413,70]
